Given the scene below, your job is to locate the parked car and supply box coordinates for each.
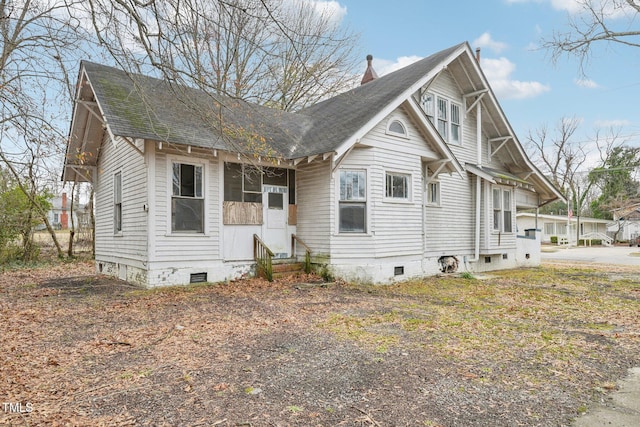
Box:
[629,236,640,247]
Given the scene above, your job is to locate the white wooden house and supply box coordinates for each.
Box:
[63,42,563,287]
[516,213,612,245]
[609,204,640,243]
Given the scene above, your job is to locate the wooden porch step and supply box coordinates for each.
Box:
[271,258,306,279]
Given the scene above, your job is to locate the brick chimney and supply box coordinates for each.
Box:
[360,54,378,85]
[60,192,69,230]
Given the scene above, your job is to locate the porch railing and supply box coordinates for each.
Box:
[253,234,274,281]
[580,232,613,246]
[291,234,312,274]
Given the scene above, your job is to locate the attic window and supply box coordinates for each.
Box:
[386,119,407,137]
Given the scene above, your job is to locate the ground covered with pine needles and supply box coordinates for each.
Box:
[1,261,639,426]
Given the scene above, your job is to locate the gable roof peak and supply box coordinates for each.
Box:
[360,54,378,85]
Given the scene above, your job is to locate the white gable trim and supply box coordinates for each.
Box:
[333,44,469,162]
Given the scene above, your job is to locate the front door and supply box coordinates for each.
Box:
[263,185,288,258]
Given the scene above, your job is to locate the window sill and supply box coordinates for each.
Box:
[383,198,413,205]
[166,232,208,237]
[385,131,410,140]
[425,203,441,208]
[114,232,123,237]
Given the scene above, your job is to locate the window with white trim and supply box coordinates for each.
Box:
[339,170,366,233]
[421,92,435,123]
[114,172,122,233]
[437,97,448,140]
[172,162,204,233]
[492,188,501,231]
[557,223,567,235]
[503,190,512,232]
[420,91,462,144]
[385,172,409,200]
[427,181,440,206]
[387,119,407,137]
[544,223,554,236]
[492,186,513,233]
[450,103,461,144]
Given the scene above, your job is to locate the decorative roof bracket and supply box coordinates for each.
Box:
[489,136,511,159]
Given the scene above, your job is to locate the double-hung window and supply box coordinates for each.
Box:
[385,172,409,200]
[437,98,448,140]
[339,170,366,233]
[114,172,122,233]
[421,91,462,144]
[172,162,204,233]
[427,181,440,206]
[421,92,435,124]
[503,190,512,232]
[450,103,461,144]
[493,187,513,233]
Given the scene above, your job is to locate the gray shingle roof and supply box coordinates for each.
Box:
[294,43,464,157]
[82,43,464,160]
[83,61,311,158]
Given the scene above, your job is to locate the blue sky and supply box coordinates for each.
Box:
[332,0,640,162]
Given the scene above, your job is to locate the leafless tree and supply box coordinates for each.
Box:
[1,0,91,257]
[543,0,640,73]
[527,117,633,220]
[83,0,360,111]
[526,117,585,196]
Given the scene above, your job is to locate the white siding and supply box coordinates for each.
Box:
[94,134,148,266]
[423,70,520,257]
[359,111,425,258]
[296,158,332,259]
[150,147,220,263]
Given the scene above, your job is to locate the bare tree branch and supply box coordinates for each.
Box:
[543,0,640,74]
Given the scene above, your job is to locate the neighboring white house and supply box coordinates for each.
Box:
[62,42,563,287]
[516,213,612,245]
[609,204,640,243]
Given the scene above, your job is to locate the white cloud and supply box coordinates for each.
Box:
[373,53,549,100]
[594,119,631,127]
[306,0,348,22]
[503,0,582,13]
[375,55,423,76]
[549,0,583,13]
[505,0,634,17]
[481,57,551,99]
[472,32,508,54]
[574,78,600,88]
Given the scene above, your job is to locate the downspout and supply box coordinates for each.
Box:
[470,102,482,263]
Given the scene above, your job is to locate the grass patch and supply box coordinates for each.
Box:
[320,266,640,384]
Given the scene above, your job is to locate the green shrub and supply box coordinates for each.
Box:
[550,236,558,244]
[578,239,602,246]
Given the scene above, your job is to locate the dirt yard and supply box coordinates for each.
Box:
[1,261,639,426]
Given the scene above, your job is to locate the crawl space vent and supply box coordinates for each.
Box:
[190,272,207,283]
[484,256,492,264]
[394,266,404,276]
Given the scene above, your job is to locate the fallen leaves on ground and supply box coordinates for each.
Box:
[0,261,638,426]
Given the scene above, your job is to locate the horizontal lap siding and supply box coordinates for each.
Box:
[333,110,427,259]
[151,148,220,262]
[424,73,477,256]
[95,135,148,263]
[332,147,376,258]
[425,71,520,255]
[424,172,475,256]
[370,113,424,257]
[296,160,331,256]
